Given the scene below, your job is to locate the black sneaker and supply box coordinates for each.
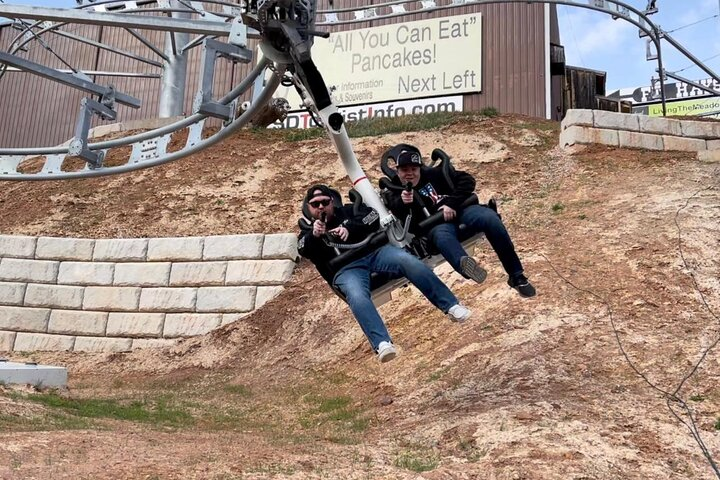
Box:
[460,256,487,284]
[508,273,536,298]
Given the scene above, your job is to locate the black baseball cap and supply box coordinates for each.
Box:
[396,149,423,167]
[305,184,333,203]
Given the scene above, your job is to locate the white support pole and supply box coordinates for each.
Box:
[545,3,552,120]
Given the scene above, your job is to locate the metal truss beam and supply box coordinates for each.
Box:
[0,51,141,108]
[52,28,163,68]
[0,4,234,36]
[3,67,160,78]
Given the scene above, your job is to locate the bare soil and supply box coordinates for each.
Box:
[1,114,719,479]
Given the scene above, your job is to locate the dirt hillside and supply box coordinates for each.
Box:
[1,114,719,479]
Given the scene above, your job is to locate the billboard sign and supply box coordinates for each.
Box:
[272,96,463,129]
[273,13,482,109]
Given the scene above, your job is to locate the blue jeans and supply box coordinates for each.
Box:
[333,244,459,351]
[428,204,523,278]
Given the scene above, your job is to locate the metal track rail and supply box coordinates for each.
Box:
[0,59,280,180]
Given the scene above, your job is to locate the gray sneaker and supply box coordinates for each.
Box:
[460,256,487,284]
[377,341,397,363]
[447,304,472,323]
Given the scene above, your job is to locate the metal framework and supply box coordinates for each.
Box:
[0,0,717,195]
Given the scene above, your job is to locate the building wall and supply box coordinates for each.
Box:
[0,2,552,148]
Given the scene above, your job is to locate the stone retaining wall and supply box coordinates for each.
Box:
[0,233,298,353]
[559,109,720,161]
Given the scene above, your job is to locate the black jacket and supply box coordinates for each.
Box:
[298,204,380,284]
[385,167,478,232]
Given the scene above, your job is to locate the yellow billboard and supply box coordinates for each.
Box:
[274,13,483,109]
[648,97,720,117]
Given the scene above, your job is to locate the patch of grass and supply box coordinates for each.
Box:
[551,202,565,213]
[517,121,558,131]
[299,394,371,443]
[0,410,93,431]
[223,384,252,397]
[480,107,499,117]
[715,418,720,430]
[427,367,448,382]
[394,448,439,472]
[246,463,296,476]
[346,111,468,138]
[316,395,351,413]
[17,392,193,427]
[282,127,325,142]
[690,394,705,402]
[578,213,588,220]
[272,110,496,141]
[326,372,352,385]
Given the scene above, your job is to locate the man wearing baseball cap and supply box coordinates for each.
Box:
[384,145,535,298]
[298,183,472,363]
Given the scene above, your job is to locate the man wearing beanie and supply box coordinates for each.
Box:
[298,183,472,363]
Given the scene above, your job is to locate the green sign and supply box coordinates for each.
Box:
[648,97,720,117]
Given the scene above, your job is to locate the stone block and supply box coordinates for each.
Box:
[706,139,720,150]
[0,258,59,283]
[203,234,263,260]
[618,131,664,150]
[221,313,250,326]
[680,120,720,139]
[561,109,594,129]
[36,237,95,261]
[13,332,75,352]
[225,260,296,285]
[255,286,284,309]
[262,234,299,260]
[593,111,640,131]
[93,238,148,262]
[73,336,132,353]
[0,306,49,332]
[0,235,36,258]
[106,312,164,337]
[48,310,108,335]
[163,313,222,337]
[196,286,256,313]
[83,286,141,311]
[131,338,177,350]
[113,263,171,287]
[662,136,707,152]
[588,127,619,147]
[0,331,16,351]
[638,116,683,136]
[169,262,227,286]
[24,284,84,309]
[698,150,720,163]
[559,126,618,148]
[139,288,197,312]
[559,125,586,147]
[58,262,115,286]
[147,237,204,261]
[0,282,26,306]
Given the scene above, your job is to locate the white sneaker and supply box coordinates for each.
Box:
[448,304,472,323]
[377,341,397,363]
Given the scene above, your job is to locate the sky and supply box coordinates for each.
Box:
[3,0,720,92]
[557,0,720,91]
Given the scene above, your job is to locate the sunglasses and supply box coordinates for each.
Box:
[309,199,331,208]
